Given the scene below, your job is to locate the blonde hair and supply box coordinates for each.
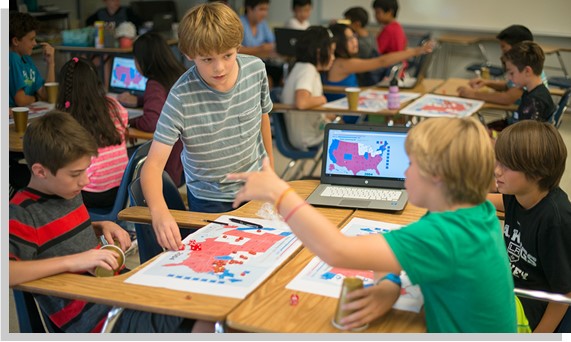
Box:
[178,2,243,58]
[405,117,495,205]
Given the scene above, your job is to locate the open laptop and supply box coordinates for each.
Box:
[274,27,305,57]
[107,56,147,119]
[376,55,430,89]
[306,123,410,211]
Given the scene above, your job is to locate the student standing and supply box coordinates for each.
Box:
[141,2,274,251]
[372,0,406,55]
[9,111,212,333]
[488,120,571,332]
[116,32,186,187]
[56,57,129,209]
[281,26,336,150]
[228,117,517,332]
[9,12,55,107]
[284,0,312,30]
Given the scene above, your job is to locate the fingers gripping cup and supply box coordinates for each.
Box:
[332,277,369,331]
[95,244,125,277]
[12,107,29,134]
[345,87,361,111]
[45,82,59,104]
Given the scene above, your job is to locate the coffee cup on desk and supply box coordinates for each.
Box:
[345,87,361,111]
[45,82,59,104]
[94,244,125,277]
[12,107,29,134]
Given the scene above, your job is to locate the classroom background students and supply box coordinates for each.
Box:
[372,0,406,55]
[284,0,313,30]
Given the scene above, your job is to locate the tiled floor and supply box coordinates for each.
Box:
[8,111,571,333]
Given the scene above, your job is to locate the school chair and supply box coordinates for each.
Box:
[87,140,152,224]
[271,112,321,181]
[549,88,571,129]
[464,39,504,78]
[549,77,571,90]
[514,287,571,332]
[407,33,434,80]
[128,171,195,263]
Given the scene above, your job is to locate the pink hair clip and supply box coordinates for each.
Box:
[72,57,79,63]
[65,101,71,109]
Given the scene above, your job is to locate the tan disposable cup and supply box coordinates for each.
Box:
[45,82,59,104]
[95,244,125,277]
[331,277,369,331]
[345,87,361,111]
[12,107,29,133]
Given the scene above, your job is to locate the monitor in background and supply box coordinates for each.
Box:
[274,27,305,57]
[108,56,148,96]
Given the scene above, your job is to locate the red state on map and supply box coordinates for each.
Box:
[114,65,144,87]
[164,229,286,274]
[331,141,382,175]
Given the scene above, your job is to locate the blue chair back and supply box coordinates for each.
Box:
[128,170,194,263]
[549,89,571,128]
[87,141,152,223]
[13,290,61,333]
[548,76,571,90]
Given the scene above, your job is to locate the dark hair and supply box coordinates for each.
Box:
[295,26,335,67]
[372,0,399,17]
[495,120,567,191]
[23,110,98,175]
[501,41,545,75]
[9,12,39,44]
[496,25,533,46]
[244,0,270,13]
[133,32,186,91]
[329,23,353,59]
[292,0,311,9]
[55,57,124,147]
[344,6,369,27]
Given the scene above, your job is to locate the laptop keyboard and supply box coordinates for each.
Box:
[321,186,402,201]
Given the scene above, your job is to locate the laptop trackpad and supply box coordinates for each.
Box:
[340,199,371,208]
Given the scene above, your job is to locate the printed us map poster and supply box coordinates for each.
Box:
[399,94,484,118]
[286,217,424,313]
[322,89,421,112]
[125,215,301,299]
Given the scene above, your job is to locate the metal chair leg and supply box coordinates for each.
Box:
[214,320,226,333]
[101,306,124,333]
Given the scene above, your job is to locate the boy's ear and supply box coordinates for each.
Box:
[10,36,20,47]
[30,163,50,179]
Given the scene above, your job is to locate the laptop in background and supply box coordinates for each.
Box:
[107,56,147,119]
[376,63,425,89]
[274,27,305,57]
[306,123,410,211]
[152,12,175,37]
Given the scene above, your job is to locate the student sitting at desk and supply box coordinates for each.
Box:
[281,26,336,151]
[488,120,571,332]
[56,57,129,209]
[239,0,275,58]
[9,110,212,333]
[141,2,274,251]
[116,32,185,187]
[457,25,549,106]
[343,6,379,86]
[86,0,142,32]
[486,41,555,132]
[9,12,55,107]
[323,23,434,123]
[284,0,312,30]
[228,117,517,332]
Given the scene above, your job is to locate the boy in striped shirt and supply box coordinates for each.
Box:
[140,2,274,251]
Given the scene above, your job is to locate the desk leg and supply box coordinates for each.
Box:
[101,306,124,333]
[555,51,569,78]
[214,320,226,333]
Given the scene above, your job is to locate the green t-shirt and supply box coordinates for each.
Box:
[384,201,516,332]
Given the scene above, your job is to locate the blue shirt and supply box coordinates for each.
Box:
[9,51,44,107]
[240,15,274,47]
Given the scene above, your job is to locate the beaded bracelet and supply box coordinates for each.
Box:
[375,273,401,287]
[284,201,308,223]
[275,187,294,212]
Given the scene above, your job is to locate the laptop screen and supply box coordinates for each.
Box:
[108,56,148,95]
[274,28,305,57]
[322,124,410,187]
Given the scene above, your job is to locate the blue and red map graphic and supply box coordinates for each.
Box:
[113,65,144,88]
[328,140,389,174]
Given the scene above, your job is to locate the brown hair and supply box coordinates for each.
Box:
[501,41,545,75]
[9,12,39,44]
[495,120,567,191]
[178,2,243,58]
[405,117,495,205]
[23,110,98,175]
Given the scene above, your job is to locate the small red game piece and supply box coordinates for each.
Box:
[185,295,192,300]
[178,245,185,251]
[290,293,299,306]
[257,229,261,233]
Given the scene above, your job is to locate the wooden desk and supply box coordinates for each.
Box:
[432,78,518,111]
[126,127,154,140]
[15,180,353,330]
[9,124,25,153]
[226,203,428,333]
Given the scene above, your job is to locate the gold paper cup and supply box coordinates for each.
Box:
[45,82,59,104]
[331,277,369,331]
[12,107,29,133]
[95,244,125,277]
[345,87,361,111]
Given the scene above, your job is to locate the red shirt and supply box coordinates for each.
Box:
[376,21,407,54]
